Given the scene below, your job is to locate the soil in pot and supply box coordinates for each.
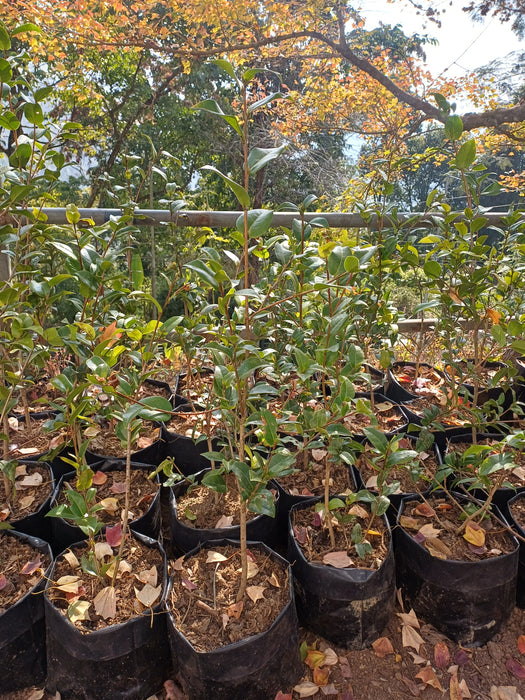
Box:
[504,492,525,608]
[45,532,171,699]
[0,530,52,693]
[288,497,395,649]
[395,492,518,646]
[170,472,280,553]
[50,463,160,554]
[6,413,68,460]
[342,394,407,437]
[386,362,446,403]
[1,461,55,541]
[85,417,162,460]
[166,540,302,700]
[276,447,355,499]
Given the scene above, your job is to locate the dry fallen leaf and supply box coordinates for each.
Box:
[372,637,394,658]
[110,480,127,494]
[459,679,471,698]
[206,551,228,563]
[95,542,114,560]
[490,687,525,700]
[100,497,119,514]
[246,585,266,603]
[313,666,330,686]
[349,505,369,519]
[268,571,281,588]
[321,648,338,666]
[17,472,43,487]
[293,681,319,698]
[135,583,161,608]
[92,471,108,485]
[136,565,158,586]
[463,522,486,547]
[20,556,42,575]
[247,560,259,579]
[414,502,435,517]
[18,495,35,510]
[105,523,122,547]
[397,609,420,628]
[506,658,525,680]
[67,599,91,623]
[322,551,353,569]
[418,523,442,539]
[227,601,244,619]
[55,575,82,594]
[305,649,326,669]
[312,448,327,461]
[214,514,234,529]
[94,585,117,619]
[415,666,442,691]
[434,640,451,669]
[518,635,525,655]
[401,623,425,653]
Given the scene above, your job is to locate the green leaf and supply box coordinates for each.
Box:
[445,115,463,140]
[191,99,242,138]
[184,259,219,290]
[247,145,286,175]
[23,102,44,126]
[0,111,18,131]
[236,209,274,238]
[423,260,442,279]
[248,91,286,112]
[201,165,250,208]
[201,469,227,493]
[362,426,389,453]
[248,488,275,517]
[433,93,451,114]
[131,253,144,289]
[213,59,239,83]
[11,23,41,36]
[455,139,476,169]
[0,22,11,50]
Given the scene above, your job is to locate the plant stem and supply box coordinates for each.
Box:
[112,422,132,587]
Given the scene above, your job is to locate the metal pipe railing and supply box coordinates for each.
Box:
[38,208,522,229]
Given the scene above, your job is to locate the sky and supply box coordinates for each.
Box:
[359,0,524,78]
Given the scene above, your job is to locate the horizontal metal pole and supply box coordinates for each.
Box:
[397,318,479,333]
[38,208,522,229]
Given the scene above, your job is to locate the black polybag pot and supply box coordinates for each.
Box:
[165,538,302,700]
[394,492,518,646]
[49,459,161,556]
[161,422,219,476]
[169,471,280,553]
[10,460,55,544]
[0,530,52,693]
[500,491,525,608]
[287,498,395,649]
[45,531,171,699]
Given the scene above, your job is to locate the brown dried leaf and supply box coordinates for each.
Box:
[246,585,266,603]
[136,565,158,586]
[172,556,184,571]
[227,600,244,619]
[319,684,338,696]
[397,609,420,628]
[94,542,114,560]
[214,514,234,529]
[401,624,425,653]
[17,472,43,487]
[418,523,442,539]
[434,640,451,669]
[463,522,485,547]
[94,585,117,619]
[293,681,319,698]
[424,537,452,559]
[506,658,525,680]
[18,447,40,455]
[400,675,421,696]
[105,523,122,547]
[163,679,185,700]
[399,515,420,530]
[459,679,471,698]
[372,637,394,658]
[322,648,338,666]
[110,480,127,494]
[67,599,91,623]
[414,502,435,517]
[313,666,330,686]
[322,551,353,568]
[20,556,42,575]
[18,495,35,510]
[206,551,228,563]
[135,583,161,608]
[268,571,281,588]
[348,504,368,519]
[55,575,82,593]
[518,635,525,654]
[312,448,327,461]
[305,649,326,669]
[100,497,119,514]
[490,687,525,700]
[92,470,107,485]
[181,578,196,591]
[415,666,442,691]
[0,574,7,590]
[247,561,259,579]
[450,672,463,700]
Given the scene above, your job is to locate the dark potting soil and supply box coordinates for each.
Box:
[399,495,516,561]
[293,502,389,571]
[168,543,290,651]
[342,401,406,434]
[47,536,164,632]
[391,364,445,397]
[356,440,439,494]
[0,464,53,522]
[510,497,525,529]
[276,449,354,497]
[86,421,161,457]
[7,416,63,458]
[56,468,158,525]
[165,407,222,439]
[175,475,267,528]
[0,534,51,609]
